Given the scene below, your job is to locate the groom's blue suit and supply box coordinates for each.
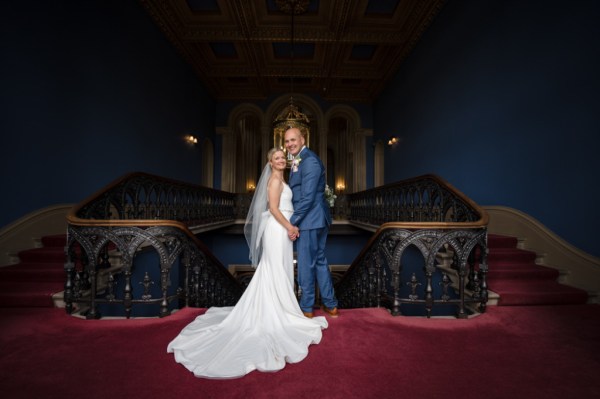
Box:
[289,147,338,313]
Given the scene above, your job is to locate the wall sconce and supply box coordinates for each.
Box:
[247,184,256,193]
[387,136,399,146]
[336,183,345,193]
[185,135,198,145]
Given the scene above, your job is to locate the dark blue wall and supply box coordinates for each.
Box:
[375,0,600,256]
[3,0,598,260]
[0,0,215,227]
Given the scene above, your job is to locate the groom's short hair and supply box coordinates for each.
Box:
[285,126,306,139]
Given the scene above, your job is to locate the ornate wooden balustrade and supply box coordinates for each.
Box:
[65,172,243,319]
[338,175,489,318]
[65,172,487,320]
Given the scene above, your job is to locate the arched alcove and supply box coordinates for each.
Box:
[327,116,351,193]
[374,140,385,187]
[219,96,371,194]
[221,103,265,193]
[201,138,214,188]
[324,105,370,193]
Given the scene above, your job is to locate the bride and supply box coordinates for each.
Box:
[167,148,328,379]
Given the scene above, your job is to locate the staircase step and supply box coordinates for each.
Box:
[0,234,67,307]
[489,280,588,306]
[487,264,560,280]
[17,247,65,263]
[41,234,67,248]
[484,233,589,306]
[0,262,63,271]
[0,265,64,282]
[487,248,537,263]
[488,234,518,249]
[0,282,62,308]
[488,260,540,269]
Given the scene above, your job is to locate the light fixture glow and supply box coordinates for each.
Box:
[185,135,198,144]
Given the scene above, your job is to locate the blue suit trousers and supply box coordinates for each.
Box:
[296,226,338,312]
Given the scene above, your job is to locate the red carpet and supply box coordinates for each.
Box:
[0,235,65,308]
[1,306,599,399]
[486,234,588,305]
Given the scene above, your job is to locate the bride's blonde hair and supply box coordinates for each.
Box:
[267,147,283,160]
[267,147,285,168]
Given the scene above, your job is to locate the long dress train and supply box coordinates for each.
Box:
[167,183,328,378]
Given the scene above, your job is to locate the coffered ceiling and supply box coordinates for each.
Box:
[139,0,446,102]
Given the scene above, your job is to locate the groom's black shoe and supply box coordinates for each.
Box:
[303,311,314,318]
[321,306,339,318]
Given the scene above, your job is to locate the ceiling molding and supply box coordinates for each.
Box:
[139,0,447,103]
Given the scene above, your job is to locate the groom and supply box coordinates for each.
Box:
[285,127,339,318]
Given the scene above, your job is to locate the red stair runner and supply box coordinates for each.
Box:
[0,234,66,307]
[487,234,588,305]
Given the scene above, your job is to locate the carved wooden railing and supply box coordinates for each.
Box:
[65,171,487,319]
[338,174,489,318]
[65,172,243,319]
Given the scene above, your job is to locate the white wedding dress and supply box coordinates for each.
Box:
[167,183,328,378]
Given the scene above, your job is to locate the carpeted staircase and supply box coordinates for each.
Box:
[486,234,588,305]
[0,234,66,307]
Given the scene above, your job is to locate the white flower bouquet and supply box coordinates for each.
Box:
[324,184,337,207]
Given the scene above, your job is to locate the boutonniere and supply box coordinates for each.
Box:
[292,156,302,172]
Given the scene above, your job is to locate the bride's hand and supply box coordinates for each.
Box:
[288,226,299,241]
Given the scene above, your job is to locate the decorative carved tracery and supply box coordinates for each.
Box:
[65,173,242,319]
[64,172,487,320]
[336,174,489,318]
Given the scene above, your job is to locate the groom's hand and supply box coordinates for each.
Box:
[288,226,300,241]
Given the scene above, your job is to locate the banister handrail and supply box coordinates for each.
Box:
[67,171,236,227]
[67,172,235,226]
[64,172,242,319]
[347,174,488,228]
[66,171,238,283]
[338,174,489,318]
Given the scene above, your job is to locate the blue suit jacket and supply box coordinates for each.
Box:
[289,147,332,229]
